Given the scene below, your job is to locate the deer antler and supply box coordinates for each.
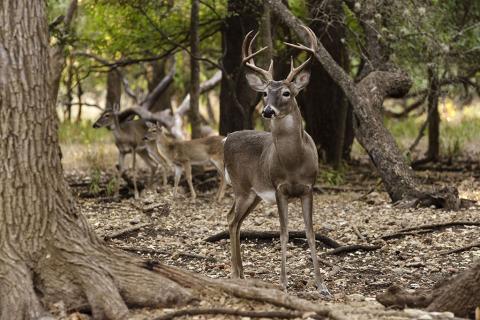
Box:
[242,30,273,81]
[283,26,318,83]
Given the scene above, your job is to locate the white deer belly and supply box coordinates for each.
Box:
[253,188,276,204]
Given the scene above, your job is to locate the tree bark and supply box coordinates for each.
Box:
[189,0,202,139]
[219,0,262,135]
[301,0,352,167]
[267,0,462,208]
[0,2,191,319]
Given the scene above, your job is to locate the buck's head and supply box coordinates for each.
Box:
[242,27,317,119]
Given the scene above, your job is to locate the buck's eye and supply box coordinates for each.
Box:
[263,92,267,97]
[282,91,290,97]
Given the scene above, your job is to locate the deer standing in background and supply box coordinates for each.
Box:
[92,104,170,199]
[144,124,226,201]
[224,27,330,295]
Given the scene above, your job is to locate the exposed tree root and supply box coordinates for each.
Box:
[376,285,434,309]
[204,230,340,248]
[377,260,480,318]
[153,308,309,320]
[393,186,475,210]
[381,220,480,240]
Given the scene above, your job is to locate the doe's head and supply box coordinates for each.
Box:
[92,110,114,128]
[242,27,317,119]
[144,122,172,143]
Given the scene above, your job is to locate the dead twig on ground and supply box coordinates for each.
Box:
[381,221,480,240]
[153,308,310,320]
[324,244,382,255]
[103,222,151,241]
[441,242,480,255]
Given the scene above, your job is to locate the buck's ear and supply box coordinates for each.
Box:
[293,70,310,92]
[245,72,268,92]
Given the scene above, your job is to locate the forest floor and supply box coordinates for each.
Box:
[61,150,480,319]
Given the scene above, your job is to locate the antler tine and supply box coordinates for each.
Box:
[284,25,317,82]
[241,30,273,81]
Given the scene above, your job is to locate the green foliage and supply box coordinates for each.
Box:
[319,165,346,186]
[89,168,102,195]
[106,177,117,196]
[59,121,111,145]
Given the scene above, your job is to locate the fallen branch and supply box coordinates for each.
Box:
[325,244,381,255]
[204,230,341,248]
[442,242,480,255]
[381,221,480,240]
[153,308,308,320]
[103,222,151,241]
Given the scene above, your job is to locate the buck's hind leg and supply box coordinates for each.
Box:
[228,192,260,279]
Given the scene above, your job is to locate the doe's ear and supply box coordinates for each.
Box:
[145,121,155,128]
[292,70,310,92]
[245,72,268,92]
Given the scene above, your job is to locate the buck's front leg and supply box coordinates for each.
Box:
[301,189,331,297]
[275,189,289,291]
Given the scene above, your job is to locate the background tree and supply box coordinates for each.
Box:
[300,0,353,167]
[219,0,263,134]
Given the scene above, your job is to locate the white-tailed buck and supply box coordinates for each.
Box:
[92,105,170,199]
[224,27,330,295]
[144,124,226,201]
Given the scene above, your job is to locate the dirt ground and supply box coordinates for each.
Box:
[61,143,480,319]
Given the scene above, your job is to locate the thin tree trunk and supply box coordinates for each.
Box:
[427,66,440,161]
[0,3,191,319]
[75,69,83,123]
[50,0,78,103]
[219,0,262,135]
[189,0,202,139]
[106,68,123,110]
[148,60,174,112]
[64,56,74,122]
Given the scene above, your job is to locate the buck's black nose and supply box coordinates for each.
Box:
[262,105,276,118]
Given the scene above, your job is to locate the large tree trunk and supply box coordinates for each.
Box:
[0,2,190,319]
[189,0,202,138]
[268,0,463,209]
[219,0,262,135]
[377,260,480,318]
[301,0,353,167]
